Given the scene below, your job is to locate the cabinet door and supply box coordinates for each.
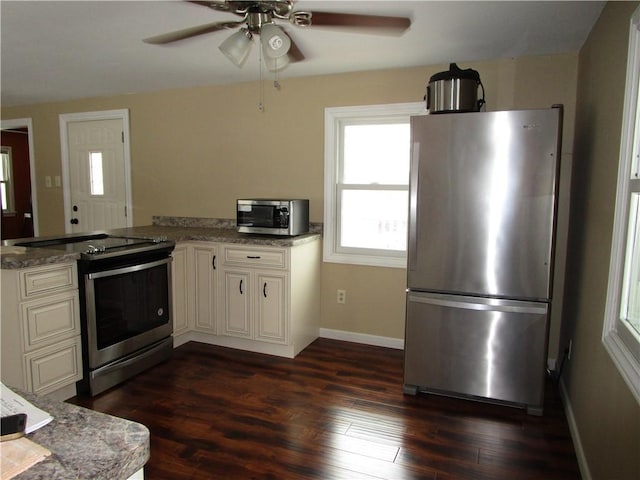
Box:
[221,269,251,338]
[171,245,190,335]
[24,336,82,395]
[193,245,218,333]
[255,271,288,344]
[21,291,80,351]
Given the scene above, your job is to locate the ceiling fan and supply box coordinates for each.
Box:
[144,1,411,71]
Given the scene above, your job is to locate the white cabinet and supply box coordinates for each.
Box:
[221,269,252,338]
[218,241,320,357]
[1,262,82,397]
[255,271,287,343]
[220,246,289,344]
[171,238,320,358]
[171,242,218,344]
[192,244,218,333]
[171,244,190,336]
[221,267,288,344]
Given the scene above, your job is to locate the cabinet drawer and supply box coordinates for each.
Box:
[21,291,80,351]
[24,336,82,395]
[222,246,287,269]
[20,263,77,299]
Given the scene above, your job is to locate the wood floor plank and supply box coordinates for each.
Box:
[69,339,581,479]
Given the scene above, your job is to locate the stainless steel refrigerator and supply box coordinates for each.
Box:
[403,107,562,415]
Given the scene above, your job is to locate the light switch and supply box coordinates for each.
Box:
[45,176,52,188]
[54,176,61,187]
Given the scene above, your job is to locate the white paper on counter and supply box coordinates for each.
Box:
[0,383,53,433]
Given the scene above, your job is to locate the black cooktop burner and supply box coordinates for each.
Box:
[16,233,173,260]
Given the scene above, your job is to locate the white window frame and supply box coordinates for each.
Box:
[603,5,640,405]
[323,102,425,268]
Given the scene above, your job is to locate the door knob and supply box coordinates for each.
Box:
[70,218,79,225]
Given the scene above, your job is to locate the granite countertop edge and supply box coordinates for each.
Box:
[12,389,149,480]
[1,217,323,270]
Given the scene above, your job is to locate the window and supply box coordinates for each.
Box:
[324,103,425,268]
[603,5,640,404]
[0,146,15,213]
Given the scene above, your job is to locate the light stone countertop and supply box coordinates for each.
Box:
[1,217,322,269]
[10,389,149,480]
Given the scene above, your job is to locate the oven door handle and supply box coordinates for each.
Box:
[87,257,172,280]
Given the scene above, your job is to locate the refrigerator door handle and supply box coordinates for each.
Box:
[408,293,548,315]
[408,141,420,271]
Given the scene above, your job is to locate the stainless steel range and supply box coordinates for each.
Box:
[16,233,175,396]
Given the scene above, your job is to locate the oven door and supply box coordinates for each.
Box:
[84,257,173,369]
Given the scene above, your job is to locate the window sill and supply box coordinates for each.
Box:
[603,330,640,404]
[323,250,407,269]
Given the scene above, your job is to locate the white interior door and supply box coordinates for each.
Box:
[60,110,132,233]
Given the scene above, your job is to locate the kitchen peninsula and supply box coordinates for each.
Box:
[2,388,149,480]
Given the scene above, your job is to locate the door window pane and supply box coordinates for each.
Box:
[89,151,104,196]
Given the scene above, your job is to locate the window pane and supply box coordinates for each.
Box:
[343,123,410,185]
[622,193,640,336]
[0,183,7,210]
[0,153,8,181]
[89,151,104,196]
[340,189,408,251]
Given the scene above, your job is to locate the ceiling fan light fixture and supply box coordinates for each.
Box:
[260,23,291,59]
[264,54,290,72]
[219,28,253,67]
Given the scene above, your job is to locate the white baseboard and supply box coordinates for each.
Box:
[559,378,591,480]
[319,328,404,350]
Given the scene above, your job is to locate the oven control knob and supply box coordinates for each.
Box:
[86,244,106,255]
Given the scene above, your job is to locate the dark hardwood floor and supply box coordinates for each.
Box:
[69,339,581,479]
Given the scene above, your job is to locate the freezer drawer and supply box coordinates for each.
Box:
[403,292,549,414]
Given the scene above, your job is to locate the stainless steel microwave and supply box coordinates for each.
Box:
[237,199,309,236]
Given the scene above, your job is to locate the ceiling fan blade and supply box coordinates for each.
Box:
[186,1,233,13]
[306,12,411,35]
[143,21,243,45]
[285,31,305,62]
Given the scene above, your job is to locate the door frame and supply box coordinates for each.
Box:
[0,117,39,236]
[59,109,133,233]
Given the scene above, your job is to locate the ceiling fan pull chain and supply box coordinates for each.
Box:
[258,43,265,112]
[273,58,281,90]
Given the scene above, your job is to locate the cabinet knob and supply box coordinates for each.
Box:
[239,279,243,295]
[263,282,267,298]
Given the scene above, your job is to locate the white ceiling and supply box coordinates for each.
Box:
[1,1,605,107]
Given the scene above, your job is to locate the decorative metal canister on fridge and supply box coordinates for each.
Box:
[425,63,485,114]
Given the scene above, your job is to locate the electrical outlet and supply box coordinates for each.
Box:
[337,289,346,304]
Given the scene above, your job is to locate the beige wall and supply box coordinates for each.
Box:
[1,54,578,346]
[563,2,640,479]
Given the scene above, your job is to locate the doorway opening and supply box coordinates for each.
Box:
[1,118,38,240]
